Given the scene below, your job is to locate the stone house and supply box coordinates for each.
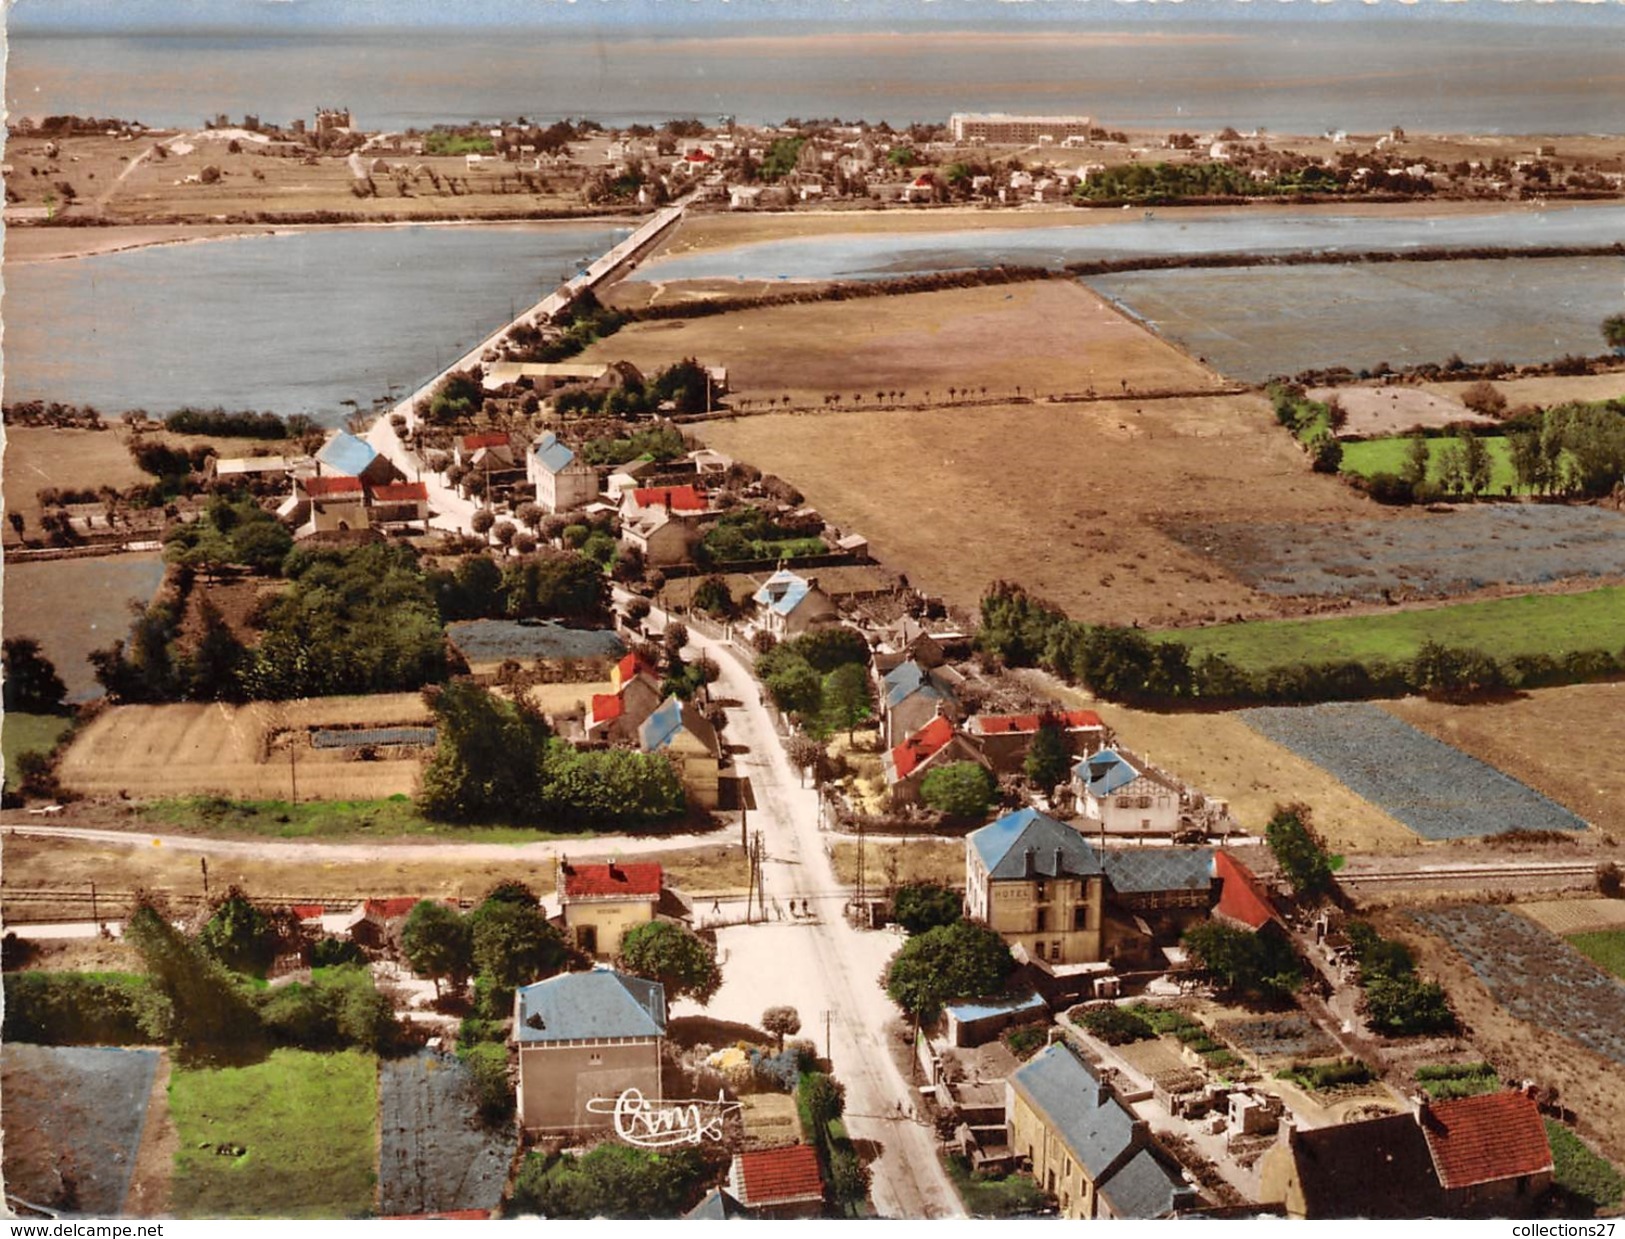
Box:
[638,694,721,809]
[556,860,663,957]
[1073,749,1183,836]
[527,431,600,514]
[965,808,1106,967]
[513,967,666,1133]
[751,568,838,640]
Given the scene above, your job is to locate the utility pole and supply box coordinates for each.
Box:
[90,882,99,928]
[825,1009,833,1064]
[201,856,209,897]
[853,814,866,927]
[289,732,299,806]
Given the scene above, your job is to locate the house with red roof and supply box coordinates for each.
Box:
[368,480,430,526]
[612,651,661,690]
[348,896,458,953]
[455,431,520,471]
[620,484,708,521]
[1212,851,1281,933]
[884,714,990,808]
[1419,1090,1553,1214]
[728,1144,825,1218]
[556,859,664,957]
[585,668,664,744]
[966,709,1107,776]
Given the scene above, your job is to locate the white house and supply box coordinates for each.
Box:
[528,432,599,514]
[1073,749,1182,836]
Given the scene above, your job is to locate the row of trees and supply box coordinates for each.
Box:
[427,548,610,625]
[977,581,1625,707]
[417,681,687,828]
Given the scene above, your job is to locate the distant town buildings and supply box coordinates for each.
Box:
[949,113,1094,144]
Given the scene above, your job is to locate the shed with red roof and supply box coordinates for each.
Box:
[728,1144,825,1218]
[1420,1091,1553,1213]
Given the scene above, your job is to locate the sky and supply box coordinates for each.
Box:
[10,0,1625,33]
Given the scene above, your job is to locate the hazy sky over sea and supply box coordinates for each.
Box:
[12,0,1625,32]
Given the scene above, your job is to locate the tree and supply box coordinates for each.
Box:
[1459,380,1507,416]
[1309,432,1343,475]
[1401,434,1431,488]
[761,1005,802,1053]
[785,733,826,787]
[1023,716,1071,795]
[617,920,721,1004]
[187,599,247,701]
[762,653,823,716]
[492,520,517,551]
[1265,804,1335,898]
[1460,428,1492,496]
[511,1145,713,1219]
[1181,921,1301,999]
[401,900,473,997]
[919,762,997,819]
[1435,439,1467,495]
[691,574,735,618]
[469,894,569,990]
[823,662,870,740]
[892,883,963,935]
[198,886,279,975]
[2,637,67,714]
[125,899,261,1053]
[471,509,495,541]
[418,681,551,823]
[884,920,1014,1023]
[1602,313,1625,352]
[515,501,543,532]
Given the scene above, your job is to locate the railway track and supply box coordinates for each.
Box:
[1338,861,1602,886]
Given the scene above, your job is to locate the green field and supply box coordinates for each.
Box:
[169,1049,379,1219]
[1162,586,1625,673]
[1567,930,1625,981]
[2,712,73,793]
[1546,1119,1625,1211]
[141,795,588,844]
[1339,435,1525,494]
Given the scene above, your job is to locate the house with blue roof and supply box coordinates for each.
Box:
[1007,1040,1196,1219]
[638,694,722,809]
[751,568,838,639]
[967,808,1221,971]
[527,431,600,513]
[879,658,966,748]
[966,809,1107,967]
[1073,748,1183,837]
[315,430,394,486]
[512,967,667,1132]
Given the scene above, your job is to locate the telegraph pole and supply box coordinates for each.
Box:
[201,857,209,897]
[853,814,866,926]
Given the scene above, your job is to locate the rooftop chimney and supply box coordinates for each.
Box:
[1023,847,1036,879]
[1053,847,1065,876]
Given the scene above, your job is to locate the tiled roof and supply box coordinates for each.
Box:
[304,475,365,498]
[531,431,577,475]
[970,710,1104,736]
[616,651,660,685]
[590,693,624,724]
[1214,851,1279,931]
[629,485,705,512]
[369,481,428,503]
[1287,1112,1444,1219]
[364,896,424,921]
[1010,1042,1139,1179]
[1421,1091,1553,1190]
[970,808,1104,880]
[888,715,955,780]
[1097,1145,1196,1220]
[731,1144,824,1208]
[514,968,667,1043]
[561,861,664,900]
[290,904,326,920]
[1103,847,1213,895]
[315,431,379,477]
[753,568,812,617]
[461,432,511,451]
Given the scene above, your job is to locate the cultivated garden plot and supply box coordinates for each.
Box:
[444,619,625,670]
[1,1045,160,1216]
[378,1052,513,1218]
[1166,506,1625,604]
[1212,1014,1339,1064]
[1239,703,1588,841]
[1410,905,1625,1070]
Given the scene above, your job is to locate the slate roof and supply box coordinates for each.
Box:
[731,1144,825,1208]
[1009,1041,1139,1180]
[561,861,663,901]
[1096,1145,1197,1220]
[1075,750,1142,798]
[514,968,666,1043]
[1421,1092,1553,1190]
[531,431,577,475]
[1286,1112,1445,1219]
[316,431,379,477]
[888,715,955,780]
[970,808,1104,880]
[639,695,720,756]
[1102,847,1213,895]
[303,475,365,498]
[685,1188,748,1220]
[1214,851,1280,930]
[753,568,812,617]
[883,661,958,711]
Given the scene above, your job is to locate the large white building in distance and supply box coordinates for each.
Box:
[949,113,1093,144]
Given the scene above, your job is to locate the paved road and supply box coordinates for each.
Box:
[674,614,965,1219]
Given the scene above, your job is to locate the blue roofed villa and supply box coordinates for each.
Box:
[751,568,838,639]
[528,431,600,514]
